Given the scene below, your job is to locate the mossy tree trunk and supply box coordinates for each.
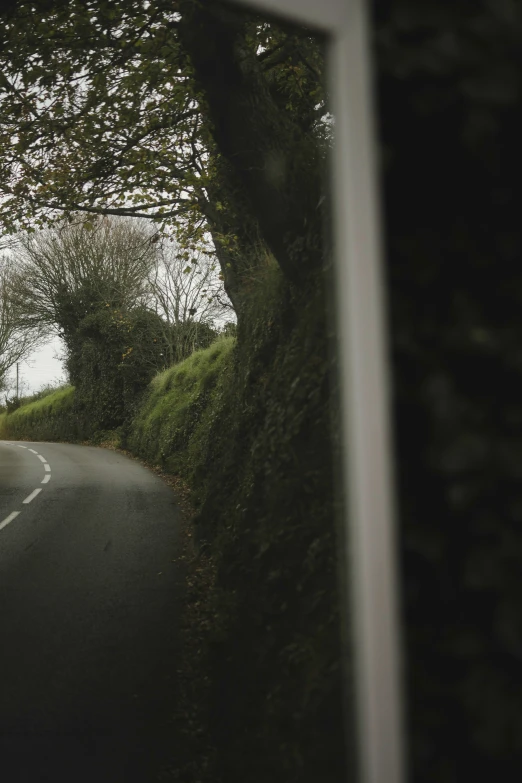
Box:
[178,0,325,287]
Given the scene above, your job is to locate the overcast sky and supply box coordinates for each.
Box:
[15,336,66,395]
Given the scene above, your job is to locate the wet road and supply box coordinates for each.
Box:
[0,440,183,782]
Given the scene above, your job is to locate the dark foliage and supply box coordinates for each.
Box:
[128,265,350,783]
[373,1,522,779]
[66,304,168,430]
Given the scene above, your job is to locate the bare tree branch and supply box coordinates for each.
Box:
[0,256,44,391]
[8,216,157,338]
[146,237,235,365]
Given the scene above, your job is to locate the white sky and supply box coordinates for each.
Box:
[16,337,66,395]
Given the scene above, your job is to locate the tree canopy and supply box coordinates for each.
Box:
[0,0,329,308]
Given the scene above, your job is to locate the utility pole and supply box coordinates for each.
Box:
[16,362,19,398]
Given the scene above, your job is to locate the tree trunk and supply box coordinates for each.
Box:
[178,0,325,284]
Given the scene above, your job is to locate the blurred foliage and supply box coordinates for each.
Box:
[372,0,522,779]
[4,395,21,413]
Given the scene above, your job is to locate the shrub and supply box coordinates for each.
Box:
[66,304,168,430]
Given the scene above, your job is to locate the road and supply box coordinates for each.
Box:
[0,440,184,782]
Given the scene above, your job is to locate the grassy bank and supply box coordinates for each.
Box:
[126,335,236,484]
[0,386,81,441]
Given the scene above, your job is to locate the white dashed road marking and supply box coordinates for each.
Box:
[0,442,51,533]
[0,511,21,531]
[23,488,42,504]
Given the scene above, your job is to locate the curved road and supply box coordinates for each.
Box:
[0,440,184,782]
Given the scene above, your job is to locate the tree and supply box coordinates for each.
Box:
[10,215,156,340]
[6,215,169,423]
[150,239,233,327]
[0,0,328,312]
[0,257,41,392]
[148,238,233,364]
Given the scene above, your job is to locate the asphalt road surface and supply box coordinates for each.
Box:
[0,440,184,782]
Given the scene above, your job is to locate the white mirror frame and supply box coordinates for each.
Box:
[229,2,406,782]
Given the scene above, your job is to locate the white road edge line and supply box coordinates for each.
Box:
[0,511,20,530]
[28,449,39,454]
[41,474,51,484]
[23,488,42,504]
[37,454,46,463]
[43,463,51,472]
[17,445,27,449]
